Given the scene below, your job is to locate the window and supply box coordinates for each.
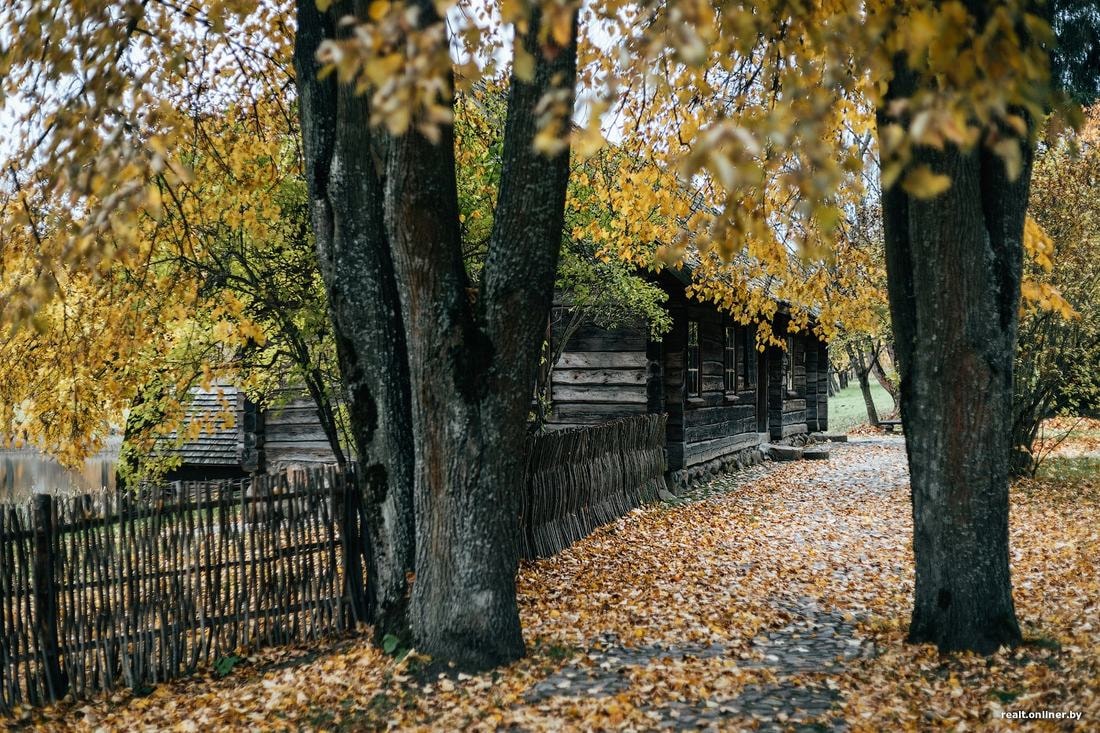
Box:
[723,326,738,392]
[786,336,795,393]
[742,327,754,388]
[687,321,701,396]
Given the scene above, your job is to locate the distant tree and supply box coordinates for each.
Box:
[1010,106,1100,476]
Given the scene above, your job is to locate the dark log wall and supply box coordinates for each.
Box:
[805,339,829,432]
[263,392,341,467]
[547,312,650,429]
[664,293,761,471]
[167,388,343,477]
[171,308,830,480]
[764,324,829,440]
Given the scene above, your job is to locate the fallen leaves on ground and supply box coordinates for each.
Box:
[12,439,1099,731]
[1033,417,1100,458]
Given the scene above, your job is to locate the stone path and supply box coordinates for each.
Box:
[523,437,908,731]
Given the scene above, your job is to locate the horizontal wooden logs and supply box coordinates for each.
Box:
[550,403,648,423]
[552,368,646,386]
[563,324,646,352]
[556,351,648,369]
[551,385,647,405]
[682,432,763,467]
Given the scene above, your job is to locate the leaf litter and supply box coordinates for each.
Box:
[12,438,1098,731]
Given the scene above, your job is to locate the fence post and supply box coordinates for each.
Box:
[338,468,368,627]
[32,494,66,701]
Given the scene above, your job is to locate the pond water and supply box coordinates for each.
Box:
[0,450,118,502]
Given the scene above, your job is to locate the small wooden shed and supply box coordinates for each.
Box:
[164,386,338,480]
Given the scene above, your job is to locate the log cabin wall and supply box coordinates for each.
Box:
[764,323,829,440]
[661,287,762,473]
[804,337,829,432]
[816,339,830,431]
[546,311,650,429]
[262,392,340,469]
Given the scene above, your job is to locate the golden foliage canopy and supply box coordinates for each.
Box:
[0,0,1081,457]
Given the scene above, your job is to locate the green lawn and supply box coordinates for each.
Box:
[1036,456,1100,482]
[828,380,895,432]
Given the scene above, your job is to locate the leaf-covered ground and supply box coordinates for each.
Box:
[13,438,1099,731]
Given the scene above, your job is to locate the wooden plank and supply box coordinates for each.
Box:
[564,324,647,352]
[555,352,648,369]
[264,447,339,465]
[264,407,324,424]
[683,403,754,427]
[685,417,758,443]
[264,421,332,439]
[551,368,646,386]
[682,432,763,467]
[551,385,647,404]
[550,403,647,423]
[780,422,808,438]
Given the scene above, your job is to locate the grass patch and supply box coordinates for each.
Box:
[1035,456,1100,483]
[828,381,894,432]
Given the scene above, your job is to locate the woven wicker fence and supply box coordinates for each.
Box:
[521,413,668,559]
[0,466,366,712]
[0,415,667,712]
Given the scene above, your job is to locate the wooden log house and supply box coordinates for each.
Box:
[164,387,335,481]
[547,268,828,490]
[168,269,828,490]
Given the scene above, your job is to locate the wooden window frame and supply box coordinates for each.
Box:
[786,336,796,394]
[687,320,701,397]
[742,327,754,388]
[723,325,738,393]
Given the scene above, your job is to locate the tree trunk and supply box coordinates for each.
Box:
[869,342,901,416]
[846,342,880,426]
[878,60,1027,654]
[379,0,577,670]
[295,0,416,643]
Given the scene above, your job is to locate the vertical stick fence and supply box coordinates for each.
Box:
[0,466,367,712]
[0,413,667,713]
[521,414,668,558]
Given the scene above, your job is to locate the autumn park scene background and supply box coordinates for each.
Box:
[1,0,1099,730]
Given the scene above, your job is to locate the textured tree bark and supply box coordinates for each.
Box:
[381,1,577,670]
[846,342,880,427]
[879,61,1027,654]
[294,0,416,643]
[869,341,901,416]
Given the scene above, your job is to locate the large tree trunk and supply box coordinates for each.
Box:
[294,0,416,642]
[878,62,1027,654]
[382,3,577,670]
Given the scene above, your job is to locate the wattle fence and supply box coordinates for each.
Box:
[522,414,668,558]
[0,467,366,711]
[0,414,666,712]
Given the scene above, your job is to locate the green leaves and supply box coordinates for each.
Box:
[212,655,242,678]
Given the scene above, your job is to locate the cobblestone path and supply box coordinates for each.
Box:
[523,437,909,731]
